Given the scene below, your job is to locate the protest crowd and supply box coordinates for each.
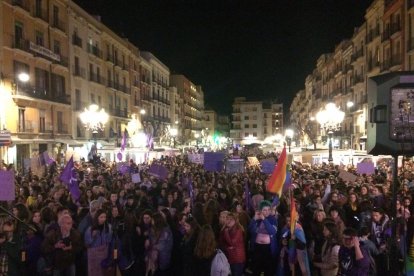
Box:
[0,146,414,276]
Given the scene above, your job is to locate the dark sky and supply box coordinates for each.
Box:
[74,0,373,116]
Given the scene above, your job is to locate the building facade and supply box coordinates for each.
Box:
[230,97,284,146]
[290,0,414,151]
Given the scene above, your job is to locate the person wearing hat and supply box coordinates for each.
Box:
[248,200,278,276]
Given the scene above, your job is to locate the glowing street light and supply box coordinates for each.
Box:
[285,128,294,152]
[316,103,344,163]
[80,104,109,149]
[18,72,30,82]
[170,127,178,148]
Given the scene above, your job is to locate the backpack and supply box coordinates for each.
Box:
[210,249,231,276]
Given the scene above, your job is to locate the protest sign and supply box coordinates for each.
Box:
[338,169,357,182]
[226,159,245,173]
[0,170,15,201]
[204,152,225,172]
[261,159,276,174]
[148,164,169,179]
[188,153,204,164]
[357,162,375,175]
[132,173,141,183]
[247,157,260,167]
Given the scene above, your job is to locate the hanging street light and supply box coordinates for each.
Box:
[80,104,109,150]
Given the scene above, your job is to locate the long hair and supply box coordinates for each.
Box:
[152,212,168,240]
[323,221,340,254]
[226,212,244,232]
[194,224,216,259]
[91,209,109,233]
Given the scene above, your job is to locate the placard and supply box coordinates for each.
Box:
[338,169,357,183]
[226,159,245,173]
[132,173,141,183]
[0,170,15,201]
[188,153,204,164]
[203,152,225,172]
[357,162,375,175]
[261,159,276,174]
[247,157,260,167]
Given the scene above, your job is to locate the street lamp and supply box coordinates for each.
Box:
[316,103,345,163]
[285,129,294,152]
[80,104,109,151]
[170,127,178,148]
[194,133,200,147]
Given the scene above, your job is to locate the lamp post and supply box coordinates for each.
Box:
[194,133,200,147]
[285,128,294,152]
[170,127,178,148]
[80,104,109,152]
[316,103,344,163]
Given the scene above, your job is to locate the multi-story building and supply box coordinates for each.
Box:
[0,0,205,165]
[289,0,414,152]
[1,0,72,167]
[230,97,284,146]
[170,74,204,143]
[140,52,171,143]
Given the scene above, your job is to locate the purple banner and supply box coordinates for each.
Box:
[203,152,225,172]
[0,170,15,201]
[148,164,169,179]
[260,159,276,174]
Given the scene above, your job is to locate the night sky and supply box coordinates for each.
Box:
[74,0,373,116]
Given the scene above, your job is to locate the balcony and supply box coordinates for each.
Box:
[39,123,53,134]
[109,107,128,118]
[381,29,391,42]
[56,124,68,134]
[72,66,86,78]
[380,60,391,71]
[353,74,364,84]
[11,0,30,12]
[366,27,380,43]
[106,54,114,63]
[390,23,401,36]
[351,48,364,61]
[18,120,34,133]
[15,85,71,105]
[12,37,30,52]
[391,54,402,67]
[89,73,102,84]
[87,44,102,58]
[51,19,66,33]
[409,0,414,9]
[72,34,82,48]
[32,8,48,22]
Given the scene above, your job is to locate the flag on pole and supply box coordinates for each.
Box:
[120,129,127,151]
[266,146,287,197]
[59,156,80,201]
[290,195,298,236]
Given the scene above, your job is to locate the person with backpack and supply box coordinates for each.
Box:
[219,212,246,276]
[193,225,224,276]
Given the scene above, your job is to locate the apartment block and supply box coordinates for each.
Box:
[230,97,284,146]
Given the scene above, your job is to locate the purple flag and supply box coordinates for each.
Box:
[244,180,252,212]
[148,164,169,179]
[282,172,293,193]
[188,177,194,206]
[43,151,55,165]
[121,129,127,151]
[59,156,74,185]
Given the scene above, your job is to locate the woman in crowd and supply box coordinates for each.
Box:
[84,209,113,276]
[219,212,246,276]
[312,221,340,276]
[193,225,217,276]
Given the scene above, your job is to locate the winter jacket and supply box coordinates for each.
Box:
[219,226,246,264]
[248,215,278,256]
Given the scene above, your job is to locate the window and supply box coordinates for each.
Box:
[97,67,101,83]
[35,31,44,46]
[53,40,60,55]
[53,6,59,27]
[35,68,49,92]
[35,0,42,17]
[91,94,95,104]
[108,95,113,109]
[18,107,26,132]
[244,133,249,137]
[13,61,29,81]
[253,132,257,137]
[98,96,101,106]
[253,124,257,128]
[57,111,63,132]
[51,73,65,97]
[252,115,257,120]
[15,22,23,44]
[244,124,249,128]
[75,89,81,110]
[39,109,45,132]
[244,116,249,120]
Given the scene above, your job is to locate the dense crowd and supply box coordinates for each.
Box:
[0,150,413,276]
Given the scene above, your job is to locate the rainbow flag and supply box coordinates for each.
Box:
[266,146,287,197]
[290,195,298,235]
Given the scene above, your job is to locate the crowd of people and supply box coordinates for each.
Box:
[0,149,413,276]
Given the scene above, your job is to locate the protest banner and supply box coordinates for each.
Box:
[226,159,245,173]
[261,159,276,174]
[148,164,169,179]
[132,173,141,183]
[357,162,375,175]
[204,152,225,172]
[188,153,204,164]
[0,170,15,201]
[338,169,357,182]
